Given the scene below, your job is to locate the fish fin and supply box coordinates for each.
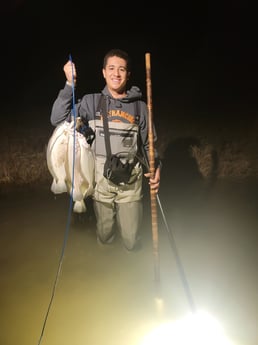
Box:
[73,200,87,213]
[51,179,67,194]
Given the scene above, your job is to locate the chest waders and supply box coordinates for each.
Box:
[89,95,144,250]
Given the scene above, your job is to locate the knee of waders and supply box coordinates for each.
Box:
[97,233,115,245]
[122,235,141,252]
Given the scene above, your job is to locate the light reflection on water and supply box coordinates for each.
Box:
[0,182,257,345]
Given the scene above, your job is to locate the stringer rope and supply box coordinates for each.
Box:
[37,54,77,345]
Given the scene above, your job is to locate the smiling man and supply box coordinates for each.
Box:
[50,48,161,251]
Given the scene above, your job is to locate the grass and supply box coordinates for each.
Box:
[0,117,52,187]
[156,110,258,180]
[0,109,257,188]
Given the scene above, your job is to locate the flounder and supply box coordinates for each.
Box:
[46,118,95,212]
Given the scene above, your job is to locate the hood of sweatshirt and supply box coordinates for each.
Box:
[102,85,142,103]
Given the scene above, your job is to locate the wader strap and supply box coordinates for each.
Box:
[100,96,112,159]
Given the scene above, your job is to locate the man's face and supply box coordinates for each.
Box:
[102,56,130,95]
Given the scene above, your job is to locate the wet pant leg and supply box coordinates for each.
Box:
[93,200,116,243]
[116,201,143,251]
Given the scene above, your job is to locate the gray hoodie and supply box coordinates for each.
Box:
[50,83,160,167]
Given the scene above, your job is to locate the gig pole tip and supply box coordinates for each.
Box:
[153,279,164,315]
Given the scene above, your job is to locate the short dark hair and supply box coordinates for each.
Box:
[103,48,131,72]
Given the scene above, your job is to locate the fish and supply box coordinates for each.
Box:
[46,118,95,213]
[46,121,70,194]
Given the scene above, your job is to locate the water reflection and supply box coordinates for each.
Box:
[0,179,257,345]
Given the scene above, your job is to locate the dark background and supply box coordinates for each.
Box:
[0,5,257,345]
[1,0,257,122]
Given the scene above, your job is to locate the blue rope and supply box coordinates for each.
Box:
[69,53,77,209]
[37,54,77,345]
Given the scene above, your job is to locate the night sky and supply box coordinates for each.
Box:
[1,1,257,125]
[0,5,257,344]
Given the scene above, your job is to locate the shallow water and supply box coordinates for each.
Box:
[0,177,257,345]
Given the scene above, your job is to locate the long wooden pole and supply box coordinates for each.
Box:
[145,52,160,283]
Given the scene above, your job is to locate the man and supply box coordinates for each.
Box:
[51,48,161,251]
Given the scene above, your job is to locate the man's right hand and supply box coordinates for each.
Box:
[63,60,77,85]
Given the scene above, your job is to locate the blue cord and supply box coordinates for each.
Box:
[69,53,77,206]
[37,54,77,345]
